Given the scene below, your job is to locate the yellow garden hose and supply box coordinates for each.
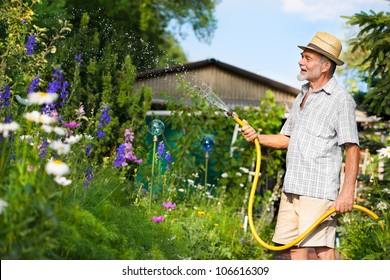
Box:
[231,113,384,251]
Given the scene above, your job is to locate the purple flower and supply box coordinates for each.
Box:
[124,128,134,142]
[25,35,36,55]
[76,104,85,117]
[97,130,106,138]
[165,152,172,170]
[60,80,69,107]
[157,141,165,159]
[99,106,111,126]
[97,106,111,138]
[0,86,11,108]
[113,140,143,168]
[28,77,40,93]
[39,138,49,158]
[83,166,93,187]
[162,201,176,210]
[113,144,127,167]
[74,53,83,63]
[62,121,80,129]
[22,19,28,24]
[47,69,63,93]
[152,216,165,223]
[85,144,92,157]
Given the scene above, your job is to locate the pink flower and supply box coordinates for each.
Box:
[152,216,165,223]
[62,121,80,129]
[162,201,176,210]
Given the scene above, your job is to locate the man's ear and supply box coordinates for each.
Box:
[321,60,331,73]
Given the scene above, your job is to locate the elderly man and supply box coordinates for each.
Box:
[241,32,360,260]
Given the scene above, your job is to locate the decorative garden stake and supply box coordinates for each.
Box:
[201,136,215,188]
[147,119,165,206]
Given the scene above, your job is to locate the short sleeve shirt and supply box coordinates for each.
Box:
[280,77,359,200]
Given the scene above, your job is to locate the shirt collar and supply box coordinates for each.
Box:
[300,76,337,96]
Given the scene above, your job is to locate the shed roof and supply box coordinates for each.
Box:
[136,58,300,109]
[137,58,300,97]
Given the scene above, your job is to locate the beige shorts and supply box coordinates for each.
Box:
[272,192,337,248]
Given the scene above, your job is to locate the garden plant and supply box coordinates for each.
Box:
[0,0,388,260]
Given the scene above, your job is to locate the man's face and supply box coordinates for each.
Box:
[297,49,323,82]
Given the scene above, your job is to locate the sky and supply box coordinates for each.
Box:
[174,0,389,89]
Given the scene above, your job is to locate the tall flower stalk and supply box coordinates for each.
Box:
[150,135,158,207]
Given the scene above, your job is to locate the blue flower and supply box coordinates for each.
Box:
[165,152,172,170]
[97,130,106,138]
[0,86,11,108]
[28,77,40,93]
[85,144,92,157]
[74,53,83,63]
[157,141,165,159]
[26,35,36,55]
[83,166,93,187]
[113,144,127,167]
[39,138,49,158]
[97,106,111,138]
[60,80,69,107]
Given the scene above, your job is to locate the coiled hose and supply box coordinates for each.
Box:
[231,113,383,251]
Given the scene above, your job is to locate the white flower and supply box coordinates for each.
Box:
[187,179,195,185]
[65,134,82,144]
[239,167,250,173]
[177,188,185,192]
[221,172,228,178]
[377,146,390,159]
[0,198,9,214]
[24,110,41,123]
[0,121,20,137]
[24,111,56,124]
[383,188,390,195]
[376,201,388,211]
[20,135,34,146]
[54,176,72,186]
[15,95,32,106]
[45,159,70,177]
[236,172,242,177]
[53,126,66,136]
[84,134,94,140]
[41,124,54,133]
[342,216,351,224]
[240,183,244,188]
[27,92,59,105]
[39,114,56,125]
[49,140,71,155]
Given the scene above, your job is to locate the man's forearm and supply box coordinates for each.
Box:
[257,134,289,150]
[342,143,360,194]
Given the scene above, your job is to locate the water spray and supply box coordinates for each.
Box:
[196,87,383,251]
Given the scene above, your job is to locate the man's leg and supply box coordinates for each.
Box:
[290,247,309,260]
[315,247,336,260]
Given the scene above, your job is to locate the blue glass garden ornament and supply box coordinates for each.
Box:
[148,119,165,136]
[201,136,215,152]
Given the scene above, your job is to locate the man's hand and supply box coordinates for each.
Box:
[241,120,258,142]
[334,143,360,213]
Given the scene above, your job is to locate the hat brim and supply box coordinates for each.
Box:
[298,45,344,66]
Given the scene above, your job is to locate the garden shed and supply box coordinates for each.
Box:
[135,58,300,114]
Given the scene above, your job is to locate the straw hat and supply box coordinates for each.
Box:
[298,31,344,65]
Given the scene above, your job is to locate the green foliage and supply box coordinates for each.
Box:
[343,10,390,119]
[48,0,219,71]
[338,145,390,260]
[0,0,273,260]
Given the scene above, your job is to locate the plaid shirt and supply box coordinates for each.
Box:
[280,77,359,200]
